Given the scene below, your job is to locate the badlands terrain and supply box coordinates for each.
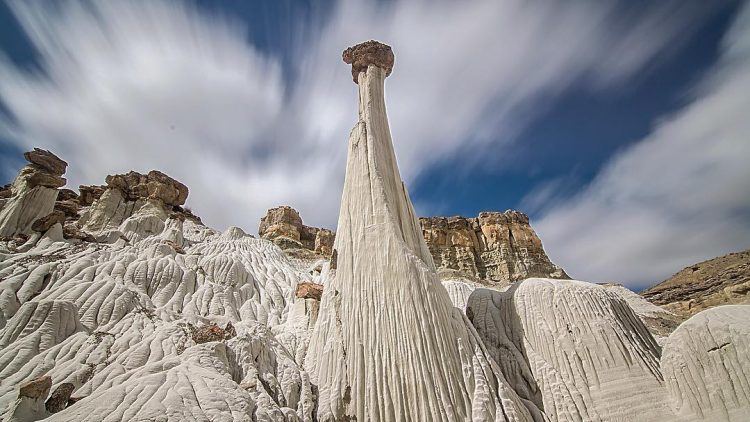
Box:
[0,41,748,421]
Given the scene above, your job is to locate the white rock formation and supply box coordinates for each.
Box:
[1,197,317,420]
[467,279,675,421]
[305,41,541,421]
[661,305,750,421]
[0,149,67,238]
[600,282,682,343]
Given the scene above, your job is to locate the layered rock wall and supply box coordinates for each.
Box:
[258,206,334,256]
[421,212,568,284]
[642,249,750,319]
[258,206,567,285]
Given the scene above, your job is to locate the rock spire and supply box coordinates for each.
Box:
[305,41,539,421]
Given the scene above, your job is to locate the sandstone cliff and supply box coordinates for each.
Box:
[258,207,567,286]
[642,249,750,319]
[258,206,334,258]
[421,212,568,285]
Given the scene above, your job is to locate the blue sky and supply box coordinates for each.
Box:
[1,0,748,289]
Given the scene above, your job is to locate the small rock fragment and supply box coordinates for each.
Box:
[19,376,52,399]
[24,148,68,175]
[32,210,66,233]
[45,382,75,413]
[296,282,324,301]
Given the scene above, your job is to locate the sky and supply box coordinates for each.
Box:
[1,0,748,290]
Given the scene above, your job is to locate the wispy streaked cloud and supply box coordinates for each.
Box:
[534,3,750,289]
[0,0,734,249]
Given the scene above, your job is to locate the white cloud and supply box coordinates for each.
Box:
[534,3,750,290]
[0,0,729,236]
[0,0,285,230]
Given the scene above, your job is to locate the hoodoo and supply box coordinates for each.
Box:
[305,41,540,421]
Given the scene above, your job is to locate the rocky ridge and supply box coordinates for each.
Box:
[0,40,747,421]
[258,206,334,258]
[0,149,314,420]
[642,249,750,319]
[260,207,567,286]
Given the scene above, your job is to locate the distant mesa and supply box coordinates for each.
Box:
[421,211,568,284]
[642,248,750,319]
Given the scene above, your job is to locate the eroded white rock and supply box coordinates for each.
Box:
[661,305,750,421]
[305,58,541,421]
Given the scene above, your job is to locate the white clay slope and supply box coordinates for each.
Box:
[304,64,542,421]
[661,304,750,421]
[467,279,676,421]
[0,213,317,421]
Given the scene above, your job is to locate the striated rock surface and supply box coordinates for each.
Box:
[421,212,568,285]
[0,218,317,420]
[661,305,750,421]
[0,150,318,420]
[642,249,750,319]
[600,283,683,342]
[306,42,541,421]
[467,279,672,421]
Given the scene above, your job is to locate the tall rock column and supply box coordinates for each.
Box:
[305,40,540,422]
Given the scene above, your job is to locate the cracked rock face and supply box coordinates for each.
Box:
[105,170,188,206]
[342,40,394,83]
[421,212,568,284]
